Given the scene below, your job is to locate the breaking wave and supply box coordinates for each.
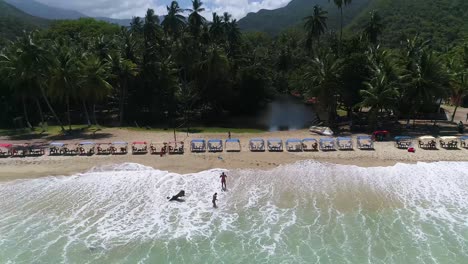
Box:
[0,161,467,263]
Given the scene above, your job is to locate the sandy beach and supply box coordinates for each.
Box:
[1,128,467,181]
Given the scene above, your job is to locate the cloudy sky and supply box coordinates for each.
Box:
[35,0,292,19]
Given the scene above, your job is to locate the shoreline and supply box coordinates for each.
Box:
[1,128,467,182]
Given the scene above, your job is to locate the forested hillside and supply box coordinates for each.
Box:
[238,0,371,35]
[0,0,49,44]
[348,0,468,50]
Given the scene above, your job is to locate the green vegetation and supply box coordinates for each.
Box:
[348,0,468,50]
[0,0,467,134]
[0,0,48,44]
[238,0,371,35]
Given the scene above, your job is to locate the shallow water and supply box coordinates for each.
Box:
[0,161,467,263]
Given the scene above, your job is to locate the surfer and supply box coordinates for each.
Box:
[212,193,218,208]
[220,172,227,191]
[168,190,185,202]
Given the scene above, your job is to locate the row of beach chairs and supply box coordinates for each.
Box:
[245,136,373,152]
[397,136,468,150]
[2,135,468,158]
[0,141,186,157]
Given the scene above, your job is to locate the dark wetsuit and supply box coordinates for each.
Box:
[212,193,217,208]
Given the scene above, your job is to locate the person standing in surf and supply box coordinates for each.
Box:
[212,193,218,208]
[220,172,227,191]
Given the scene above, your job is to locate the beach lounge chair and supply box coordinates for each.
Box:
[460,136,468,149]
[394,136,412,149]
[25,142,46,156]
[286,139,303,152]
[150,142,168,155]
[11,144,28,157]
[78,142,96,155]
[96,143,112,155]
[439,136,459,149]
[0,143,12,157]
[111,142,128,154]
[337,137,353,150]
[267,139,283,152]
[132,141,148,154]
[319,138,336,151]
[302,138,318,151]
[49,142,67,155]
[208,139,223,153]
[168,141,185,154]
[190,139,206,153]
[417,136,437,150]
[225,139,241,152]
[249,138,265,152]
[357,136,374,150]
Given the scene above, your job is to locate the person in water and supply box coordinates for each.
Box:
[212,193,218,208]
[168,190,185,201]
[220,172,227,190]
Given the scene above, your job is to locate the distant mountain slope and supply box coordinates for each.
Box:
[4,0,85,20]
[238,0,372,35]
[348,0,468,49]
[5,0,133,26]
[0,0,49,42]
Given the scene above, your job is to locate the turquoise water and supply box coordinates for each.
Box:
[0,162,467,263]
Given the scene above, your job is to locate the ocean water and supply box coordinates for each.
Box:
[0,161,467,264]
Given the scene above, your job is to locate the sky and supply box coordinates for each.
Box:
[35,0,292,19]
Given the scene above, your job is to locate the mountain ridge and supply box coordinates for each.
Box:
[4,0,133,26]
[238,0,372,35]
[0,0,49,43]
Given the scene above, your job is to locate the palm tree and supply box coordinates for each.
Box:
[303,5,328,49]
[188,0,206,37]
[130,16,144,34]
[162,1,186,38]
[360,66,399,127]
[304,53,343,125]
[364,10,383,45]
[144,9,161,45]
[0,33,64,130]
[0,49,33,129]
[48,39,80,130]
[404,50,449,122]
[79,55,113,126]
[209,13,224,43]
[329,0,352,41]
[108,52,139,126]
[447,60,468,122]
[226,20,241,56]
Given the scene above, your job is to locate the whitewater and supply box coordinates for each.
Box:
[0,161,467,263]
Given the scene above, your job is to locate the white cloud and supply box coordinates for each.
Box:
[35,0,292,19]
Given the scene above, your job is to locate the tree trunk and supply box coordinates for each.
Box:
[66,95,72,131]
[451,104,459,122]
[40,87,65,131]
[119,77,127,126]
[82,100,91,126]
[340,7,343,41]
[35,98,45,130]
[22,96,32,129]
[93,104,99,126]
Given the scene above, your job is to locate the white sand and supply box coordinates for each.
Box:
[1,128,467,181]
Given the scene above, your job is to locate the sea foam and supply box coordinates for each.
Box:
[0,161,467,263]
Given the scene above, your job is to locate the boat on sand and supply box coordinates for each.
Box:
[309,126,334,136]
